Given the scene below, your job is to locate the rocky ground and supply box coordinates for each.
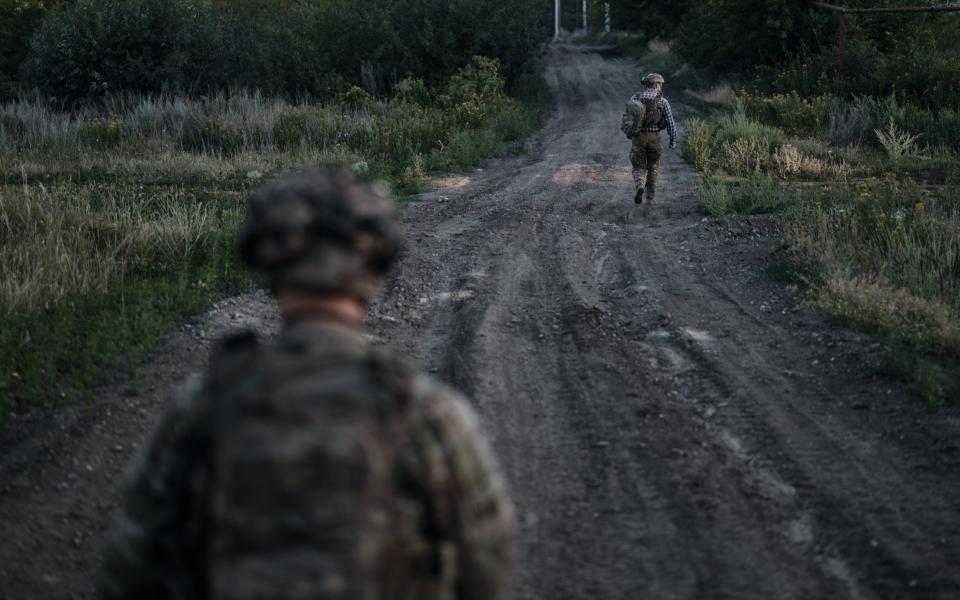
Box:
[1,46,959,600]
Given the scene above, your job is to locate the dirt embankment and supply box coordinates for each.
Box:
[2,46,959,600]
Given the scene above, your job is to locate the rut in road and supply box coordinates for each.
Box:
[1,45,959,600]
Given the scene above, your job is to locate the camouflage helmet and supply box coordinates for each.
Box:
[642,73,665,85]
[239,167,401,299]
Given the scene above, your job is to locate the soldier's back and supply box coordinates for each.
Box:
[206,320,414,599]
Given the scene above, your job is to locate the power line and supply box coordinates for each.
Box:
[810,1,960,14]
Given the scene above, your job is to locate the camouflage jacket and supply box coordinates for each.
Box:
[99,320,515,600]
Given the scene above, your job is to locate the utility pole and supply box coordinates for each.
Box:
[555,0,561,40]
[583,0,588,31]
[605,2,611,32]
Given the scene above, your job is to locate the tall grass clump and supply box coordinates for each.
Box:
[696,174,796,217]
[683,110,784,176]
[682,118,713,170]
[0,183,238,315]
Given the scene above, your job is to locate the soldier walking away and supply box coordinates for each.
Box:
[98,168,516,600]
[621,72,678,204]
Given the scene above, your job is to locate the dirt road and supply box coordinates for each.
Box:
[2,46,959,599]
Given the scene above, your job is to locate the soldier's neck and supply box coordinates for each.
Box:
[277,290,365,326]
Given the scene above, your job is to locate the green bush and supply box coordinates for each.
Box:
[445,56,515,128]
[22,0,222,104]
[712,111,784,150]
[342,86,374,110]
[393,77,433,106]
[180,114,243,156]
[743,91,830,136]
[706,112,784,175]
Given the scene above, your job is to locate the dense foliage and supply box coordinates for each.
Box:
[673,1,832,75]
[0,0,70,100]
[22,0,221,102]
[13,0,551,103]
[599,0,959,112]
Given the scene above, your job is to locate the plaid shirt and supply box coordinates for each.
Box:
[638,90,677,146]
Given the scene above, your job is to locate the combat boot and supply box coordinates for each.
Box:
[645,184,655,203]
[634,187,644,204]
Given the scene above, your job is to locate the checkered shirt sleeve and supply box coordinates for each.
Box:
[658,98,677,146]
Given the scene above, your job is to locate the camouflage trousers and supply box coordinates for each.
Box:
[630,132,662,200]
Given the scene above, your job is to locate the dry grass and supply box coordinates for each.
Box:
[812,276,960,356]
[0,182,235,315]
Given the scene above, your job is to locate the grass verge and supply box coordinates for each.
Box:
[779,177,960,406]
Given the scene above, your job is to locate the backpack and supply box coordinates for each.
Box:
[621,92,662,139]
[620,93,646,139]
[201,331,445,599]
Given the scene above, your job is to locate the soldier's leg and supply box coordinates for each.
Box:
[645,136,663,201]
[630,142,647,203]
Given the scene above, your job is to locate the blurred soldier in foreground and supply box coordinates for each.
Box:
[621,72,678,204]
[99,168,516,600]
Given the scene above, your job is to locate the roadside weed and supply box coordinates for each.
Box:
[874,118,920,163]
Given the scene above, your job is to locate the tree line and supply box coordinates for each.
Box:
[0,0,553,104]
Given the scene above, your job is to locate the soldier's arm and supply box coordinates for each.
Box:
[661,98,678,147]
[98,379,210,600]
[414,378,516,600]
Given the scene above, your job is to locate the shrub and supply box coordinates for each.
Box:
[772,144,803,178]
[445,56,514,128]
[743,91,830,135]
[342,86,373,110]
[826,99,871,146]
[394,77,432,106]
[180,114,243,156]
[874,118,920,163]
[396,153,428,193]
[718,137,769,175]
[695,175,731,216]
[712,112,784,151]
